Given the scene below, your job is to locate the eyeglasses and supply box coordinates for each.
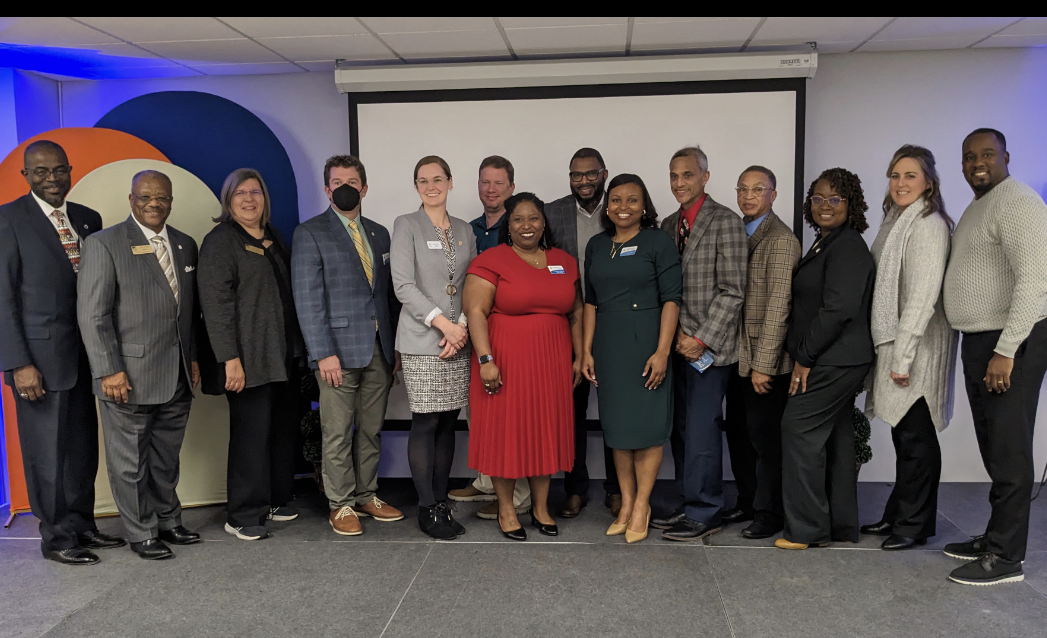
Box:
[810,195,846,207]
[736,186,772,197]
[569,170,603,183]
[26,166,71,179]
[133,194,173,206]
[234,189,263,199]
[415,177,447,187]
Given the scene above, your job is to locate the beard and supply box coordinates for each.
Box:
[573,180,606,210]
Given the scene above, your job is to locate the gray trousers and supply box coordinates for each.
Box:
[98,379,193,543]
[317,340,393,510]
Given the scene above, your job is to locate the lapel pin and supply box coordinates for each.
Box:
[371,231,375,236]
[178,245,182,249]
[83,224,89,229]
[458,241,462,246]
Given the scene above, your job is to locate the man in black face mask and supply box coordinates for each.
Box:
[291,155,404,537]
[544,147,622,518]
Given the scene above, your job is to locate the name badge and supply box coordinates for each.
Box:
[547,265,566,275]
[131,245,154,255]
[620,246,638,257]
[382,252,390,265]
[245,245,265,255]
[426,240,443,250]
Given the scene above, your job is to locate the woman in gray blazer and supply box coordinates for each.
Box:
[862,145,956,551]
[391,156,477,540]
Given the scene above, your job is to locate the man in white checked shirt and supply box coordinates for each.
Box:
[78,170,203,561]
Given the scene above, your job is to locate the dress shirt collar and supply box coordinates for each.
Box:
[31,191,67,218]
[132,215,171,245]
[744,212,769,236]
[576,193,605,219]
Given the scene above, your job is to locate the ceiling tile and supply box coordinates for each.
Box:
[634,17,751,24]
[752,17,893,44]
[630,17,761,50]
[189,62,306,75]
[217,17,369,38]
[257,34,395,61]
[859,37,991,52]
[296,60,337,72]
[870,17,1021,42]
[83,43,178,65]
[380,30,509,58]
[505,24,627,54]
[974,34,1047,48]
[498,17,627,28]
[0,17,120,46]
[359,17,496,34]
[994,17,1047,36]
[73,16,241,42]
[137,39,283,64]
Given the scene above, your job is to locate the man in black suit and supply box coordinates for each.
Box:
[0,140,126,565]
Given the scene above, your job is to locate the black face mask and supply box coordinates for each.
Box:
[332,184,360,212]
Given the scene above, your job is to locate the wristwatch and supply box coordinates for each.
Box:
[478,354,494,365]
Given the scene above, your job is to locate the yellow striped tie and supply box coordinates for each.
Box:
[348,219,373,286]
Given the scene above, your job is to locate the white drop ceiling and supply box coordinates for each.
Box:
[0,17,1043,79]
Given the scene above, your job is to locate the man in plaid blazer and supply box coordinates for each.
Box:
[654,146,747,542]
[723,166,801,541]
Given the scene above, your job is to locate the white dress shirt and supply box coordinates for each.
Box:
[131,216,172,266]
[31,191,79,243]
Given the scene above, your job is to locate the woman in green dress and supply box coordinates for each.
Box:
[581,173,682,543]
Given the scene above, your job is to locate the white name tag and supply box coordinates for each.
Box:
[547,265,566,274]
[620,246,638,257]
[426,240,443,250]
[382,252,390,264]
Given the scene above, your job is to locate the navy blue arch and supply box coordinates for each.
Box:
[95,91,299,242]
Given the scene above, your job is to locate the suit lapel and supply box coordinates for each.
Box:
[124,217,177,305]
[680,196,718,265]
[167,227,190,312]
[325,208,370,287]
[797,225,843,269]
[21,194,76,276]
[747,211,773,255]
[360,216,385,284]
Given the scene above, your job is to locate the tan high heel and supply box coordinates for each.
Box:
[625,507,651,544]
[606,521,627,536]
[774,538,828,550]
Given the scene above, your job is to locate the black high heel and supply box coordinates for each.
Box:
[500,523,527,541]
[529,510,559,537]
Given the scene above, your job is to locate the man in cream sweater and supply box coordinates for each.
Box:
[942,128,1047,586]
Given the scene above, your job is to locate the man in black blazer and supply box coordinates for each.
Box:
[0,140,125,565]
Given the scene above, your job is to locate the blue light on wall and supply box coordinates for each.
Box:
[0,43,180,80]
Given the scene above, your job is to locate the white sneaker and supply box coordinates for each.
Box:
[224,523,269,540]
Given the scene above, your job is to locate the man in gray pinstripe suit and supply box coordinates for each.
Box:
[653,147,747,542]
[78,170,202,560]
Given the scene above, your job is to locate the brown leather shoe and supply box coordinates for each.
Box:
[329,506,363,536]
[356,496,404,522]
[558,494,588,518]
[607,494,623,517]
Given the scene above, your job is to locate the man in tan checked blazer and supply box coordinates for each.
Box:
[654,146,748,542]
[724,166,801,541]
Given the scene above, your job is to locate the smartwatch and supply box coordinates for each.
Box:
[478,354,494,365]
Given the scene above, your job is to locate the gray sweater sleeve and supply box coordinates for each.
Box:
[892,214,950,375]
[994,190,1047,357]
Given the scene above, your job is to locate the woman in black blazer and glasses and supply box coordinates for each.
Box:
[775,168,875,550]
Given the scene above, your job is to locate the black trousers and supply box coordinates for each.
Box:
[961,319,1047,562]
[225,371,301,527]
[12,354,98,551]
[878,398,940,539]
[726,368,791,526]
[781,364,869,544]
[563,381,620,498]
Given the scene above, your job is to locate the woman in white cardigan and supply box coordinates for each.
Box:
[862,145,958,551]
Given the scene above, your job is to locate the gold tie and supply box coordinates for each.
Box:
[151,236,179,303]
[348,219,373,286]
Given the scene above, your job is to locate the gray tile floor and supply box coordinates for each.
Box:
[2,480,1046,638]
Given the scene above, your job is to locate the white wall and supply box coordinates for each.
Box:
[28,46,1047,483]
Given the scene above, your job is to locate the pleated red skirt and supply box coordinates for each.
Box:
[468,312,575,479]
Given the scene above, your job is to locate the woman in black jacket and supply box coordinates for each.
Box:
[775,168,875,550]
[198,168,306,541]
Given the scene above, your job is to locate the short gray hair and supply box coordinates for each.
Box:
[671,146,708,173]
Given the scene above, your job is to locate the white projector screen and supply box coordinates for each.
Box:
[351,81,805,421]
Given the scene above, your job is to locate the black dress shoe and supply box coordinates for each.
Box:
[529,511,559,537]
[741,520,783,540]
[130,539,173,560]
[721,508,755,524]
[651,506,686,530]
[860,520,893,536]
[158,525,201,545]
[500,524,527,541]
[42,547,100,565]
[662,518,721,542]
[881,534,927,551]
[77,529,127,550]
[558,495,588,518]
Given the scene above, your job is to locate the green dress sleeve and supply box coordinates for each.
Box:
[584,235,598,306]
[653,230,683,306]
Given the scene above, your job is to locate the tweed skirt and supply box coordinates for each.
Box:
[401,350,470,413]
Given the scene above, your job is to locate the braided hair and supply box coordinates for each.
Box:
[803,167,869,236]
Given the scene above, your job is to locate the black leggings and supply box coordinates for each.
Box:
[408,409,460,507]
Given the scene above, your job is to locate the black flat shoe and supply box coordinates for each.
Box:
[418,505,457,540]
[741,520,783,540]
[881,534,927,551]
[42,547,100,565]
[130,538,173,560]
[77,529,127,550]
[860,520,893,536]
[158,525,201,545]
[500,525,527,541]
[436,502,466,536]
[529,510,559,537]
[721,508,754,524]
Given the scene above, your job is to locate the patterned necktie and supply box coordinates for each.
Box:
[348,219,373,286]
[677,216,691,254]
[51,210,81,273]
[151,236,179,303]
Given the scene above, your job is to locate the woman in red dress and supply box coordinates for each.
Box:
[463,192,583,541]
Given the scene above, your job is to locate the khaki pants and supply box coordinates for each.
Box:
[472,473,531,509]
[317,341,393,509]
